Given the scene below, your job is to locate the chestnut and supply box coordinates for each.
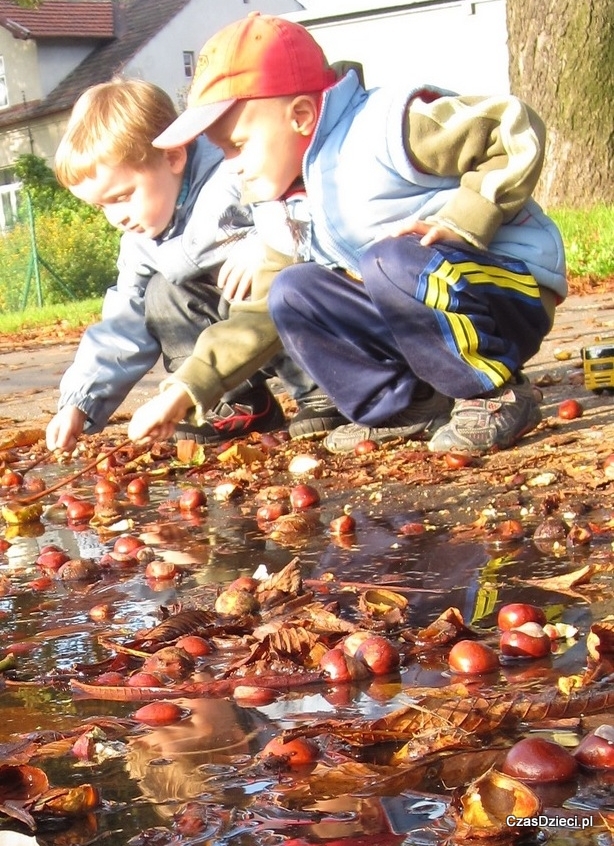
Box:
[127,671,164,687]
[256,501,289,522]
[319,647,371,682]
[113,534,145,556]
[126,475,149,496]
[558,399,583,420]
[175,635,211,657]
[145,560,177,580]
[342,630,373,657]
[448,639,499,675]
[354,439,378,455]
[497,603,546,631]
[329,514,356,535]
[260,735,319,767]
[574,725,614,769]
[179,487,207,511]
[134,701,184,726]
[502,737,578,783]
[36,549,70,572]
[65,499,95,523]
[94,478,120,500]
[499,622,551,659]
[289,483,320,510]
[355,635,400,675]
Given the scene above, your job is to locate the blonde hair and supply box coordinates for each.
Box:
[55,78,179,187]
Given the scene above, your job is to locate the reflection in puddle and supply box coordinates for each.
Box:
[0,473,612,845]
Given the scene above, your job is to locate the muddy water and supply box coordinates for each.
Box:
[1,469,613,846]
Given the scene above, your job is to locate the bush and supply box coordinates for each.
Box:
[0,155,119,312]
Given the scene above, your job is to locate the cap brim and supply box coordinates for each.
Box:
[153,99,237,148]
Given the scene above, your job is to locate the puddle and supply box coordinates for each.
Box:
[1,459,613,845]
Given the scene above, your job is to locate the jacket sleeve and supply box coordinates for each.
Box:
[154,160,246,283]
[159,245,294,424]
[57,245,161,433]
[406,94,546,249]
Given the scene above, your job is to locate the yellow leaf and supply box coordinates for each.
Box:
[217,443,267,465]
[0,428,45,451]
[2,501,43,525]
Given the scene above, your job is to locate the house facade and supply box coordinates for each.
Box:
[291,0,509,93]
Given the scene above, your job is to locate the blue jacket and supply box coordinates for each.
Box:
[302,72,567,298]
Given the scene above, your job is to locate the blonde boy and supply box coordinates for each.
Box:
[154,13,566,454]
[47,78,322,450]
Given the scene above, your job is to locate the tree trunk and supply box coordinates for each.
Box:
[507,0,614,209]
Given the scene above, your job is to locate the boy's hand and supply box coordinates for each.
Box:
[387,219,466,246]
[46,406,87,453]
[128,384,194,444]
[217,255,253,302]
[217,237,265,302]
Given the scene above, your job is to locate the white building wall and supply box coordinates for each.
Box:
[289,0,510,94]
[123,0,304,107]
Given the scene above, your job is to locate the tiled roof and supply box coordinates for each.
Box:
[0,1,115,39]
[0,0,193,128]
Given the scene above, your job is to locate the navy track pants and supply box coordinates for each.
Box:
[268,235,551,425]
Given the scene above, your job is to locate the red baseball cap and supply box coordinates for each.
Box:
[154,12,336,149]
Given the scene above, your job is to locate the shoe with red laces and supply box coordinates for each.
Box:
[175,385,285,445]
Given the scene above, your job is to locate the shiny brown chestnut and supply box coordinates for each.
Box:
[499,622,552,659]
[497,603,546,631]
[355,635,400,676]
[502,737,578,783]
[448,640,499,675]
[574,725,614,770]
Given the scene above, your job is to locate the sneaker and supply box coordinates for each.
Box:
[288,389,349,440]
[428,373,541,453]
[174,385,285,445]
[323,391,452,453]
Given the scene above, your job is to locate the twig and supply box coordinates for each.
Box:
[15,438,133,504]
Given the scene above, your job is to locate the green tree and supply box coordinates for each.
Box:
[507,0,614,209]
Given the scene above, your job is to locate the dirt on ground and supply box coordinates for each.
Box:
[0,284,613,529]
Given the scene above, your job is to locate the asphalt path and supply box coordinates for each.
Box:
[1,292,613,440]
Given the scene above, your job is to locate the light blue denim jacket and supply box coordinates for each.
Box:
[302,72,567,297]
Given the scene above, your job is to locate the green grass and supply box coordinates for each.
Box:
[0,206,611,335]
[550,204,614,279]
[0,296,103,335]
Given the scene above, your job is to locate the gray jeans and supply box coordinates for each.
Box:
[143,271,315,401]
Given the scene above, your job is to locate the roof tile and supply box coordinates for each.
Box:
[0,0,194,127]
[0,1,115,39]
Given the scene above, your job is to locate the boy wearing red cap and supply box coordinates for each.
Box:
[155,13,566,454]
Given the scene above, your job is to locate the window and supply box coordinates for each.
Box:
[183,50,195,78]
[0,57,8,108]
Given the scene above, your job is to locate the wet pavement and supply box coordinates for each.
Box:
[1,291,613,440]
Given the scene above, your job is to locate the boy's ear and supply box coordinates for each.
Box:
[164,145,188,173]
[289,95,319,137]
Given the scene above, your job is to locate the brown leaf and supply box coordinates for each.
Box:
[0,428,45,451]
[408,606,474,648]
[520,563,595,595]
[33,783,100,816]
[0,764,49,801]
[256,557,303,596]
[217,443,266,465]
[358,588,408,626]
